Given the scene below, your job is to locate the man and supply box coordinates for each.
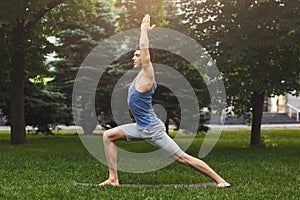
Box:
[98,14,230,188]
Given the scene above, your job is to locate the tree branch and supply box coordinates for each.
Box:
[25,0,64,31]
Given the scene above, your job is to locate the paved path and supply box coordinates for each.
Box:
[215,124,300,130]
[1,124,300,132]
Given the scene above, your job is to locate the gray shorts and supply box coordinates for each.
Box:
[119,121,181,157]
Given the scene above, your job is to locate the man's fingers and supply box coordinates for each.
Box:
[149,24,156,30]
[142,14,148,22]
[145,14,150,22]
[142,14,155,30]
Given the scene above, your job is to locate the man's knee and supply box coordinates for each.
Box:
[103,130,114,143]
[173,152,191,166]
[103,128,126,143]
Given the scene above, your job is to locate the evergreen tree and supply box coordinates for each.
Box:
[25,79,69,134]
[51,0,116,134]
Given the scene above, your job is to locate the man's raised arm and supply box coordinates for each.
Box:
[139,14,156,77]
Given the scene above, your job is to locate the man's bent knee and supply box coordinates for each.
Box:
[103,128,126,142]
[102,131,111,142]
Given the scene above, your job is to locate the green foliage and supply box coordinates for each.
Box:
[0,0,96,75]
[0,0,97,143]
[259,134,278,148]
[115,0,167,30]
[179,0,300,115]
[51,0,116,134]
[179,0,300,144]
[24,81,71,134]
[0,129,299,199]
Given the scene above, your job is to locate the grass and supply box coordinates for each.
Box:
[0,129,299,200]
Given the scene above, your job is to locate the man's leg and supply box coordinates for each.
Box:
[98,127,126,186]
[172,150,230,187]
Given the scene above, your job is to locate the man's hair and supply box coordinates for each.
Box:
[135,44,155,62]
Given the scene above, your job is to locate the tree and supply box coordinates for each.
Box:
[179,0,300,145]
[0,0,96,144]
[25,78,70,134]
[115,0,167,30]
[51,0,116,134]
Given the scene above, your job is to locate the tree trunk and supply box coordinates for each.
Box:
[165,113,170,135]
[81,96,97,135]
[10,23,26,145]
[250,92,265,146]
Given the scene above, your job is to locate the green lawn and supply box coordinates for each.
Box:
[0,129,299,200]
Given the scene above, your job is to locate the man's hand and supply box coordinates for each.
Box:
[141,14,156,31]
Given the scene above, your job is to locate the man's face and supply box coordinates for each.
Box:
[132,50,141,68]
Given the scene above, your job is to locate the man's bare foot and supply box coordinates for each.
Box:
[217,181,231,188]
[97,179,119,187]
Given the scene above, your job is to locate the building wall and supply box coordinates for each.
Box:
[268,95,286,113]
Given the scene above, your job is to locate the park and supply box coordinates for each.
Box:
[0,129,299,199]
[1,0,300,199]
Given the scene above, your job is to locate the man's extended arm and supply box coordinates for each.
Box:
[139,14,156,79]
[140,28,151,65]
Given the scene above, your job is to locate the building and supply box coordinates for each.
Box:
[267,93,300,122]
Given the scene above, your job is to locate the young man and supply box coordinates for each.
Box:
[98,14,230,188]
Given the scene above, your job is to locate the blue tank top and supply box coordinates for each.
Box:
[128,78,161,131]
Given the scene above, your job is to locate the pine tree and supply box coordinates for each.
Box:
[51,0,116,134]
